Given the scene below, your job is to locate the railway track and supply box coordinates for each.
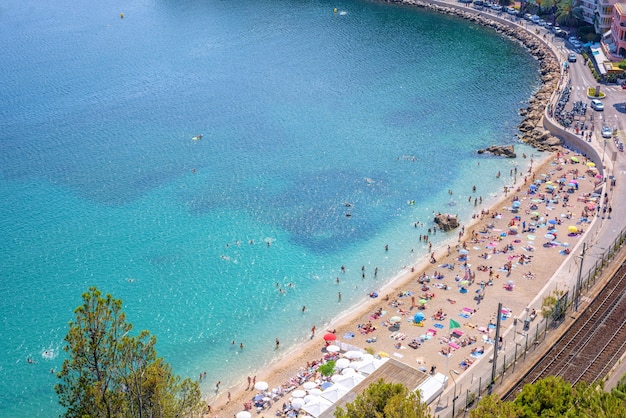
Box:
[502,261,626,400]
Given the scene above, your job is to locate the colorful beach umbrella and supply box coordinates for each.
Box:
[389,316,402,324]
[323,333,337,341]
[449,319,461,329]
[419,299,428,305]
[570,156,579,163]
[568,226,578,233]
[413,312,425,323]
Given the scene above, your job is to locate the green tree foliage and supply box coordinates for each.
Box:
[470,394,521,417]
[514,376,574,417]
[318,360,336,377]
[540,290,564,320]
[55,287,203,418]
[472,375,626,418]
[334,378,431,418]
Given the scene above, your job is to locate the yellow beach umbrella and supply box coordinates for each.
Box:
[586,162,596,167]
[568,226,578,233]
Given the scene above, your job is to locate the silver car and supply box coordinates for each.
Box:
[590,99,604,111]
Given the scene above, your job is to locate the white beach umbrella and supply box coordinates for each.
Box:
[321,384,349,402]
[291,397,305,409]
[292,389,306,398]
[349,360,362,370]
[304,394,318,403]
[302,397,333,417]
[331,374,344,383]
[361,353,374,362]
[356,360,376,375]
[343,350,363,360]
[236,412,252,418]
[333,373,365,389]
[303,381,317,390]
[326,344,340,353]
[335,358,350,370]
[254,381,269,391]
[341,367,356,376]
[308,388,322,396]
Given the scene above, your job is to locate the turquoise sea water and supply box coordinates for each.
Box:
[0,0,541,415]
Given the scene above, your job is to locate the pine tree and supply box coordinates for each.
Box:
[55,287,203,418]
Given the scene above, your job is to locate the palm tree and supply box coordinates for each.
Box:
[555,0,583,27]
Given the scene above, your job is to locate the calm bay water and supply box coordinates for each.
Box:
[0,0,540,415]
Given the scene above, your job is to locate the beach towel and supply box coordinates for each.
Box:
[433,323,444,329]
[343,332,355,339]
[459,313,470,319]
[462,307,474,313]
[449,342,460,350]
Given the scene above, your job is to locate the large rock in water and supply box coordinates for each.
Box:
[477,145,516,158]
[434,213,459,232]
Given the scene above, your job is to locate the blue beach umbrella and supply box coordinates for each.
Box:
[413,312,425,323]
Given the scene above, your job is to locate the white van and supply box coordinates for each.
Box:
[531,15,540,24]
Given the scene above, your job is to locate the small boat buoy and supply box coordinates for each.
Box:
[333,8,337,13]
[120,13,124,19]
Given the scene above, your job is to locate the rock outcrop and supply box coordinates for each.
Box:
[477,145,516,158]
[434,213,460,231]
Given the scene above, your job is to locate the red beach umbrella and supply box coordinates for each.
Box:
[323,333,337,341]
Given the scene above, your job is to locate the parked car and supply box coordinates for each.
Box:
[602,126,613,138]
[490,4,502,11]
[590,99,604,111]
[506,7,516,14]
[555,29,567,38]
[568,53,577,62]
[524,13,533,20]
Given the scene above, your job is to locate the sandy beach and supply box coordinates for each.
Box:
[205,147,603,417]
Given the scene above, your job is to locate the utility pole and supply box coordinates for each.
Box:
[575,242,587,312]
[491,302,503,385]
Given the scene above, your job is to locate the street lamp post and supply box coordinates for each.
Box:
[449,370,458,417]
[602,139,607,164]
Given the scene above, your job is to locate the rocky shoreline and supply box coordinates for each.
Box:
[384,0,564,152]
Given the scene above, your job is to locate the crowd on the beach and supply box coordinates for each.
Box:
[210,148,605,417]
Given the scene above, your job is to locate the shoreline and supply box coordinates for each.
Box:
[206,3,571,417]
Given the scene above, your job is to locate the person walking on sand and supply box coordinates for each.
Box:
[311,325,316,338]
